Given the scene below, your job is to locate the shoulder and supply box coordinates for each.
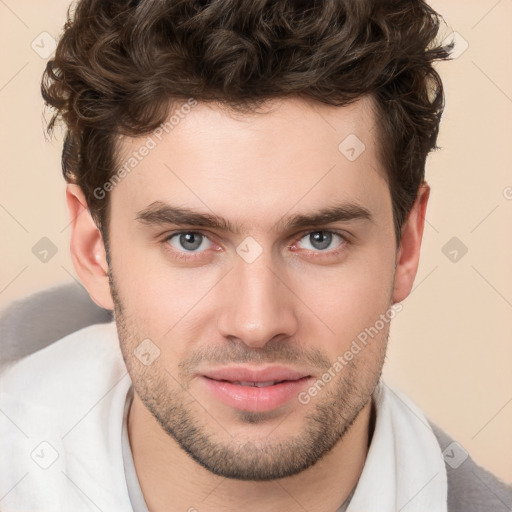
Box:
[0,321,121,397]
[0,321,132,511]
[428,420,512,512]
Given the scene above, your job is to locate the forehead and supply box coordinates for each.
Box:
[112,95,390,230]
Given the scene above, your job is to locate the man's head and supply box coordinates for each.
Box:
[42,0,452,481]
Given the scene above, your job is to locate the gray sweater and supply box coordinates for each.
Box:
[429,420,512,511]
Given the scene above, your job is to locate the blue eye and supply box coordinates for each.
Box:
[297,231,345,252]
[166,232,212,253]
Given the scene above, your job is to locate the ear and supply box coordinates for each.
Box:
[392,182,430,303]
[66,184,114,310]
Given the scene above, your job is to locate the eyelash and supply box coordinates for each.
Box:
[161,229,349,262]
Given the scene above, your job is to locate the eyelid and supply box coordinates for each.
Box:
[294,228,349,241]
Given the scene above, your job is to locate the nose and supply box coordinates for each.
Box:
[216,252,299,349]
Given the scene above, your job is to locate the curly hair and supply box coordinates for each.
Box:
[42,0,453,247]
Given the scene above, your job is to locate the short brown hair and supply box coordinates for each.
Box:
[42,0,453,247]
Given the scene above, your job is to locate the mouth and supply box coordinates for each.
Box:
[220,379,296,387]
[199,367,314,412]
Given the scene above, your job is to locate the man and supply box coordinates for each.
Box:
[0,0,510,510]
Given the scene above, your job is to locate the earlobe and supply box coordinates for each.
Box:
[392,182,430,304]
[66,184,114,310]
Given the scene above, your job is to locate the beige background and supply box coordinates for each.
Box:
[1,1,510,483]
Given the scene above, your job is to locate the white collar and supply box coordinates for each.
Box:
[345,381,448,511]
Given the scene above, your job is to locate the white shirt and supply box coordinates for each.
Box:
[0,321,447,511]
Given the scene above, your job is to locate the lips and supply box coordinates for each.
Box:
[202,365,311,384]
[200,366,314,412]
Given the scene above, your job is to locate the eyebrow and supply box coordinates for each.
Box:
[135,200,373,234]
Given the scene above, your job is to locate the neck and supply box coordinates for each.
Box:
[128,394,374,512]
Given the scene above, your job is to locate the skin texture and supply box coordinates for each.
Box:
[66,95,429,512]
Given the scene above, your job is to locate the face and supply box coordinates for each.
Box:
[96,95,403,480]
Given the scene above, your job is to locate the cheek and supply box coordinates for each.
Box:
[110,240,223,348]
[294,249,395,358]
